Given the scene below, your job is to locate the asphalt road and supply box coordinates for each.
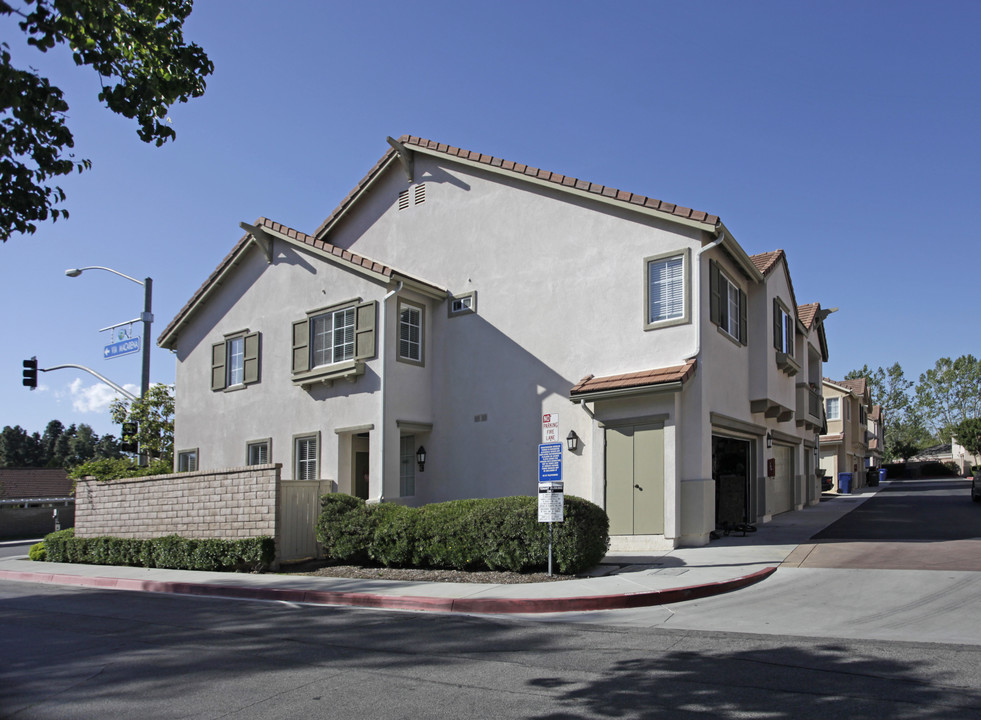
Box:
[3,477,981,718]
[3,580,981,719]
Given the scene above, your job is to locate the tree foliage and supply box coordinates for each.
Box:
[915,355,981,439]
[0,0,213,241]
[110,383,174,464]
[0,420,121,467]
[846,362,924,462]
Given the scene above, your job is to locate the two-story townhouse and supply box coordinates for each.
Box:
[820,377,872,490]
[159,135,831,550]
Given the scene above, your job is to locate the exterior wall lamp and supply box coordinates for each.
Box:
[766,431,773,449]
[416,445,426,472]
[566,430,579,452]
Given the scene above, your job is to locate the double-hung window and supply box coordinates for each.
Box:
[312,307,356,367]
[398,300,424,365]
[710,260,747,344]
[291,300,376,385]
[645,251,688,329]
[211,331,260,391]
[294,434,318,481]
[826,397,841,421]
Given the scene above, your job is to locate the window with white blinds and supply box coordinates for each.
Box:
[295,435,318,480]
[311,307,355,367]
[247,440,270,466]
[648,254,685,324]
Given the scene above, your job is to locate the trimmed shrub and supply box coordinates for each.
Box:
[40,528,274,571]
[316,494,373,563]
[368,503,418,567]
[29,542,46,562]
[315,493,610,575]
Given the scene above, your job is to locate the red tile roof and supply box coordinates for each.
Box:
[0,468,72,500]
[797,302,819,330]
[314,135,721,239]
[158,217,444,348]
[750,249,785,275]
[570,359,696,398]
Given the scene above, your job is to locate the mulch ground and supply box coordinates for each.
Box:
[275,559,568,584]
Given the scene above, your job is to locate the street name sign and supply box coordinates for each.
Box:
[104,337,140,359]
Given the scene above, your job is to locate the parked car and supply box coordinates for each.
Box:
[821,474,834,493]
[972,475,980,503]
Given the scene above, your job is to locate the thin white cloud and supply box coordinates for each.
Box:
[68,378,140,414]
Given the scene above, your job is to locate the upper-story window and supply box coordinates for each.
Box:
[645,250,689,330]
[312,307,356,366]
[826,397,841,421]
[773,301,794,356]
[710,260,746,345]
[398,300,424,365]
[291,300,376,385]
[211,331,260,391]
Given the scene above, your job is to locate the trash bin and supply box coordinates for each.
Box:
[879,468,888,484]
[838,472,852,494]
[868,469,879,487]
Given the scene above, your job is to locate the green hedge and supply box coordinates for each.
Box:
[40,529,274,572]
[316,494,609,575]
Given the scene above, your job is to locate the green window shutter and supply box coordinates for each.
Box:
[772,299,782,350]
[739,289,748,345]
[211,342,226,391]
[243,332,261,384]
[355,301,376,360]
[292,319,310,373]
[709,260,721,326]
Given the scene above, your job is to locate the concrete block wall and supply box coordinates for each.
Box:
[75,464,281,543]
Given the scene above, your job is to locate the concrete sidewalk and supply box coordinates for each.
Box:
[0,486,880,614]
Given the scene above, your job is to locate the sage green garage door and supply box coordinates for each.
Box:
[605,424,664,535]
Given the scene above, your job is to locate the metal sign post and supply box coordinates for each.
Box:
[538,442,564,576]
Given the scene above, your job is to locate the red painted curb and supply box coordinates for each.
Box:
[0,565,777,614]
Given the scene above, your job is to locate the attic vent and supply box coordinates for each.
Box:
[398,189,410,211]
[414,183,426,205]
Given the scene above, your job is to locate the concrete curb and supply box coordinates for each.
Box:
[0,565,777,614]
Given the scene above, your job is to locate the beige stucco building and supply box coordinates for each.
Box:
[159,135,831,551]
[820,377,874,490]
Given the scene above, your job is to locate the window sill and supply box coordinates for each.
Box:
[776,352,800,377]
[292,360,365,387]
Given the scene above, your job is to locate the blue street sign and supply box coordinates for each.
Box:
[104,337,141,359]
[538,442,563,483]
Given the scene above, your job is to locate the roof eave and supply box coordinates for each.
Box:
[570,380,685,403]
[410,142,722,234]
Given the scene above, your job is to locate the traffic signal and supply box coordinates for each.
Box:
[120,422,138,453]
[22,357,37,390]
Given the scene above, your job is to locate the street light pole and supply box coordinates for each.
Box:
[65,266,153,402]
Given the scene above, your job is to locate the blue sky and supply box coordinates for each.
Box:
[2,0,979,439]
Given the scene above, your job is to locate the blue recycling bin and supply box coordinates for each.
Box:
[879,468,887,484]
[838,472,852,494]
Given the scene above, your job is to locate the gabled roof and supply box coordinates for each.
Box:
[314,135,723,241]
[0,468,72,500]
[570,359,697,402]
[158,217,446,350]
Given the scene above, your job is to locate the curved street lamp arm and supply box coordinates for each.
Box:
[65,266,144,286]
[40,364,138,401]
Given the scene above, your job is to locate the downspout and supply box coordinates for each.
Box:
[685,228,726,363]
[376,281,403,503]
